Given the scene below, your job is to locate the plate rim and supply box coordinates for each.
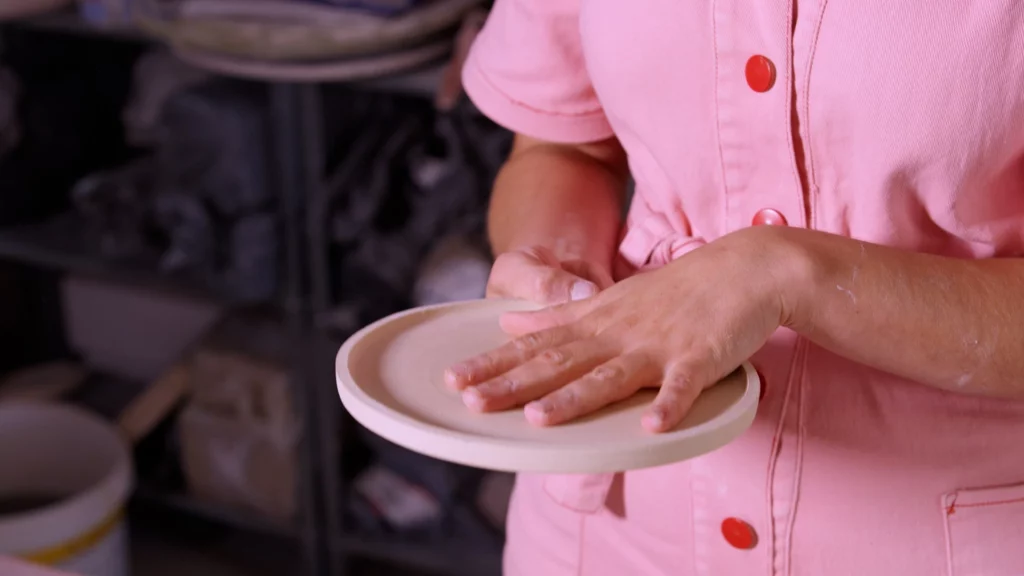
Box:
[335,299,760,474]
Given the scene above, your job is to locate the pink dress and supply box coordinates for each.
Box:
[462,1,1024,575]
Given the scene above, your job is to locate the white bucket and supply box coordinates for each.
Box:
[0,404,133,576]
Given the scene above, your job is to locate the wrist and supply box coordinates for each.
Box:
[737,225,822,330]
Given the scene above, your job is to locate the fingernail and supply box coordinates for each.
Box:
[642,408,667,432]
[524,401,552,424]
[570,281,597,301]
[462,388,485,411]
[444,365,469,388]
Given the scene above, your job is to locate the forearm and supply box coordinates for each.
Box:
[488,135,627,266]
[771,226,1024,396]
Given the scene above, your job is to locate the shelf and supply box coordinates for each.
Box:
[337,534,502,576]
[61,372,302,540]
[65,370,147,421]
[348,61,445,97]
[0,213,257,305]
[8,7,152,42]
[130,507,303,576]
[8,7,445,97]
[133,486,298,540]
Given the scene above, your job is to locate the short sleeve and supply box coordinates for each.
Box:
[461,0,613,144]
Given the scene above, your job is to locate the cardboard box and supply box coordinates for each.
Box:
[178,313,300,521]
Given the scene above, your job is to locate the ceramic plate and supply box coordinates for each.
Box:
[336,299,760,474]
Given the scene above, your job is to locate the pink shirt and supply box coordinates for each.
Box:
[462,1,1024,575]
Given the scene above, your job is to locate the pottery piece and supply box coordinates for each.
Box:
[336,299,760,474]
[174,39,449,83]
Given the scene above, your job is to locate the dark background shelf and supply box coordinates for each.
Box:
[134,487,298,540]
[11,8,152,42]
[0,214,247,305]
[337,534,502,576]
[61,371,301,539]
[0,6,504,576]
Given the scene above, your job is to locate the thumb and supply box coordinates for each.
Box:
[515,247,599,303]
[533,264,598,306]
[496,255,598,305]
[561,259,615,291]
[495,267,596,336]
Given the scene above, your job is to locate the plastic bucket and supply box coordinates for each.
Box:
[0,404,133,576]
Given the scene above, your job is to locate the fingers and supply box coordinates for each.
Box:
[642,362,710,433]
[499,303,580,337]
[487,250,599,306]
[444,326,577,390]
[498,262,615,336]
[561,259,615,290]
[524,353,657,427]
[461,340,612,412]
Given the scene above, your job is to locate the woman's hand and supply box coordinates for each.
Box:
[446,228,797,432]
[487,245,615,305]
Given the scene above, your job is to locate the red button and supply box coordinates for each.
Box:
[752,208,787,226]
[745,55,776,93]
[722,517,757,550]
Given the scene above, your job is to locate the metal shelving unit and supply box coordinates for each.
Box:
[11,9,151,41]
[62,372,307,542]
[0,213,250,304]
[336,534,502,576]
[133,487,298,539]
[0,7,502,576]
[0,12,326,576]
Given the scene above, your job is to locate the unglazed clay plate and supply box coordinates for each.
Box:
[336,299,760,474]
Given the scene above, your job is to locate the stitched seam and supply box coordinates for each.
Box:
[801,0,829,230]
[541,481,601,514]
[783,0,803,228]
[631,139,688,221]
[468,59,606,120]
[942,495,955,576]
[765,339,805,576]
[953,497,1024,509]
[689,475,699,576]
[783,347,810,575]
[711,0,731,231]
[577,512,586,576]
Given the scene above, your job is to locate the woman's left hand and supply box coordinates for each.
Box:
[444,227,798,432]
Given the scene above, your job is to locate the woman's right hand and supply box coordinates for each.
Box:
[487,245,614,305]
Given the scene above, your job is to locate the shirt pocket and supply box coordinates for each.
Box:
[942,483,1024,576]
[543,473,616,513]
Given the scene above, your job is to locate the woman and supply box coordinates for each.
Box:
[443,1,1024,575]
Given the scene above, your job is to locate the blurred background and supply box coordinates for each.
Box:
[0,1,511,575]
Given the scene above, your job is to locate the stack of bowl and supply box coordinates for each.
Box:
[135,0,485,82]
